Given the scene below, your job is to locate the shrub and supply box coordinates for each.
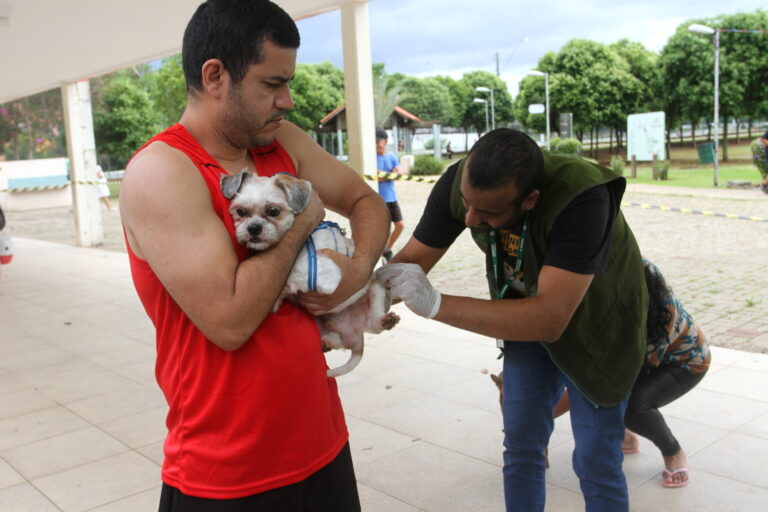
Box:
[423,137,447,151]
[610,155,625,176]
[550,137,583,156]
[653,160,670,181]
[411,154,444,176]
[750,138,768,180]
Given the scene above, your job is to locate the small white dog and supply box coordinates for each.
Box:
[221,169,400,377]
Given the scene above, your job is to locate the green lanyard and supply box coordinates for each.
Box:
[489,215,528,300]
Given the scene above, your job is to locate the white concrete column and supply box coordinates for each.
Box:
[391,123,399,153]
[433,123,442,160]
[340,0,375,176]
[61,80,104,247]
[336,117,344,157]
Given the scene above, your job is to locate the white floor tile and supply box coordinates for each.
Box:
[32,452,160,512]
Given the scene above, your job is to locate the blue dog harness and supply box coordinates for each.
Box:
[304,221,349,291]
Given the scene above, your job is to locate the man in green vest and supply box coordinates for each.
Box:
[376,129,647,512]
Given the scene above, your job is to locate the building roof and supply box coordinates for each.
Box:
[319,104,421,127]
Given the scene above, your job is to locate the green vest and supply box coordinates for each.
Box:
[449,153,647,407]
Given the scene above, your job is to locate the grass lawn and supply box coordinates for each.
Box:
[623,164,762,187]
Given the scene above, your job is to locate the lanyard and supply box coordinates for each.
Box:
[489,215,528,300]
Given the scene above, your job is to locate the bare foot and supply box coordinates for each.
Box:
[662,449,689,488]
[622,429,640,454]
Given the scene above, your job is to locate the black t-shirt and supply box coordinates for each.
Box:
[413,164,615,278]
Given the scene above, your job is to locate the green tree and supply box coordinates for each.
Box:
[397,76,454,123]
[517,39,645,155]
[458,71,513,135]
[434,75,471,128]
[146,55,187,129]
[715,10,768,147]
[93,76,159,169]
[659,13,767,160]
[286,62,344,132]
[658,26,712,149]
[372,65,404,129]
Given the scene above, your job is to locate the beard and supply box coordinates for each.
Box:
[221,86,284,148]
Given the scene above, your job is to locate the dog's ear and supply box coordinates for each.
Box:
[274,174,312,213]
[220,168,250,199]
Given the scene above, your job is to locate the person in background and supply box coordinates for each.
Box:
[376,129,404,262]
[94,164,114,211]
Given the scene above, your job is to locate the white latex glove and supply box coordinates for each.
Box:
[375,263,442,319]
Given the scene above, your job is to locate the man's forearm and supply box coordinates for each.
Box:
[348,193,390,271]
[434,294,570,343]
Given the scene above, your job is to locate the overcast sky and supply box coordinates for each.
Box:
[295,0,766,95]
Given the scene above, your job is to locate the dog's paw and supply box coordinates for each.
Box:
[380,311,400,330]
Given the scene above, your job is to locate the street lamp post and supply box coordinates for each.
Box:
[475,86,495,130]
[527,70,550,149]
[688,23,720,187]
[473,98,489,134]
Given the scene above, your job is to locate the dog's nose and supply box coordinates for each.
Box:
[248,224,263,236]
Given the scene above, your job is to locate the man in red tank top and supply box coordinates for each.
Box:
[119,1,390,510]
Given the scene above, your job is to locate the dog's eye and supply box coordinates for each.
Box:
[235,208,247,217]
[266,206,281,218]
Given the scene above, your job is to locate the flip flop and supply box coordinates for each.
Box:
[622,446,640,454]
[662,468,690,488]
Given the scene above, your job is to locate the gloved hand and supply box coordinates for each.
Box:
[375,263,441,319]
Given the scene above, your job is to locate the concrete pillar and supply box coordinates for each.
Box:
[340,1,375,176]
[433,123,442,160]
[392,123,399,153]
[336,117,344,157]
[61,80,104,247]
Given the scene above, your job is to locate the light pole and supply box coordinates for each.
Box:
[475,86,495,130]
[527,70,550,149]
[688,23,720,187]
[473,98,489,134]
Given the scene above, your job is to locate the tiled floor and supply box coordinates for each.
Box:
[1,237,767,511]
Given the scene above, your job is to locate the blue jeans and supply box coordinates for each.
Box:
[502,342,629,512]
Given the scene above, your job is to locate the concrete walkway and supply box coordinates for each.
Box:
[1,236,768,511]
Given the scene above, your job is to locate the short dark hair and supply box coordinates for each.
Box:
[375,129,388,141]
[466,128,543,197]
[182,0,300,94]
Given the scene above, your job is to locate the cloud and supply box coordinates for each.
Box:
[296,0,767,95]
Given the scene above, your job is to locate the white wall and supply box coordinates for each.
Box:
[0,158,72,211]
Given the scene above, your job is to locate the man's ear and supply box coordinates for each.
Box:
[274,174,312,214]
[522,189,540,211]
[220,168,250,199]
[200,59,228,99]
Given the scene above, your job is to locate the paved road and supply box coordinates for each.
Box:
[4,181,768,352]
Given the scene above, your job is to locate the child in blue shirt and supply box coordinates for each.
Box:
[376,129,405,261]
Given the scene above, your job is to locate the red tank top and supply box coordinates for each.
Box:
[126,124,348,499]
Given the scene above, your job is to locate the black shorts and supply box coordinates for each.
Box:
[158,443,360,512]
[386,201,403,223]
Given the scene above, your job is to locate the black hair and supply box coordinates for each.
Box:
[644,263,674,345]
[182,0,300,94]
[375,129,388,141]
[466,128,544,197]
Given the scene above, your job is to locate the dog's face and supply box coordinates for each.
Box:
[221,169,312,251]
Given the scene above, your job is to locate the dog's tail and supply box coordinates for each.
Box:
[327,341,363,378]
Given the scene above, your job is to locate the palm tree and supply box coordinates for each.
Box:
[373,73,403,130]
